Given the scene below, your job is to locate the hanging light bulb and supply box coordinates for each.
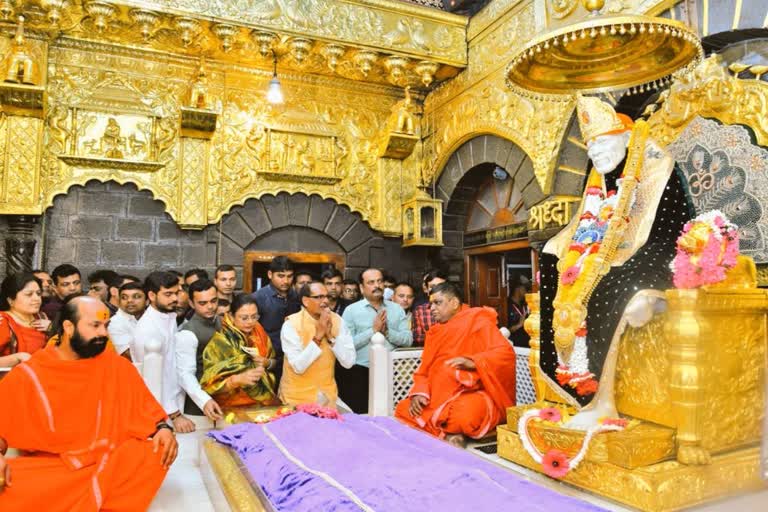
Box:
[266,51,284,104]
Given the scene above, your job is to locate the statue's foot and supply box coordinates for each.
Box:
[564,406,618,431]
[677,444,711,465]
[445,434,467,449]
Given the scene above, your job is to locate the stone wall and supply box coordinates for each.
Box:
[44,180,217,282]
[40,181,428,290]
[214,192,429,288]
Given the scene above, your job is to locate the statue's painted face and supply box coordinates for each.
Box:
[587,132,630,175]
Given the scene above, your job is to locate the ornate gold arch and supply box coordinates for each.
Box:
[647,55,768,147]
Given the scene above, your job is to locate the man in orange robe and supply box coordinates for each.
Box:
[0,296,177,511]
[395,282,517,447]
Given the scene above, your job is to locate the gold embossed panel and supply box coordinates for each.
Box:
[497,425,767,512]
[616,288,768,454]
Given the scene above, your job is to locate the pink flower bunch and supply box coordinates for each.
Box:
[671,214,739,289]
[561,266,580,285]
[295,403,343,421]
[601,417,628,428]
[542,450,570,479]
[271,404,343,422]
[538,407,562,423]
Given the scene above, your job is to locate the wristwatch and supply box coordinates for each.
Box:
[154,422,175,435]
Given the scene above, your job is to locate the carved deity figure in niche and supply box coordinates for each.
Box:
[296,140,316,174]
[392,86,416,135]
[189,56,210,110]
[102,117,125,159]
[538,96,692,429]
[4,16,36,85]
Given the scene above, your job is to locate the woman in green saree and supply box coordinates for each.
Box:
[200,294,280,407]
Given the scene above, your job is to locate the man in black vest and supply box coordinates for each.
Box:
[175,279,224,421]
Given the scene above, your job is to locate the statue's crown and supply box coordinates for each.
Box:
[576,95,633,143]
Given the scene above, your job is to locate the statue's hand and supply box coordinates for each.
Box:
[625,295,659,328]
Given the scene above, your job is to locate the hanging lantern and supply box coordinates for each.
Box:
[402,190,443,247]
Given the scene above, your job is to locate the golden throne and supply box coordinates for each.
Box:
[498,56,768,511]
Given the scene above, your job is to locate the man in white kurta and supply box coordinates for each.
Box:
[107,282,146,358]
[133,271,195,433]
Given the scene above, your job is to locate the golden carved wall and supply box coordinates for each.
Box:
[0,0,731,236]
[421,0,680,196]
[0,0,464,236]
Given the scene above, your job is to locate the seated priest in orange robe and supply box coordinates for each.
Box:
[0,296,177,511]
[395,282,517,447]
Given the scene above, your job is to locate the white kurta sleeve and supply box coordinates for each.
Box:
[175,330,213,412]
[331,319,356,369]
[108,315,133,356]
[281,321,322,375]
[162,330,183,414]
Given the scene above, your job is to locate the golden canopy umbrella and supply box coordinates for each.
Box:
[506,2,703,96]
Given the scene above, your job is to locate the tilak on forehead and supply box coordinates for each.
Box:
[96,309,110,321]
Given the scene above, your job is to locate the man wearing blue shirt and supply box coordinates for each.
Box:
[252,256,300,380]
[340,268,412,413]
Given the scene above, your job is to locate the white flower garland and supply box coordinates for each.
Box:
[557,336,590,375]
[517,409,625,475]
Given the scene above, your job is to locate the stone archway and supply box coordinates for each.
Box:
[431,135,543,279]
[215,192,429,285]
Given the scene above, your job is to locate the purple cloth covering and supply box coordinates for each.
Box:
[209,413,606,512]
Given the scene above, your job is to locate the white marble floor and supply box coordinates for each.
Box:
[148,420,216,512]
[150,426,768,512]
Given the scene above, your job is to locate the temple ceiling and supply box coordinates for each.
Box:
[6,0,467,90]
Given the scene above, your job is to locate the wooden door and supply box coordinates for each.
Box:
[468,253,506,324]
[242,251,345,293]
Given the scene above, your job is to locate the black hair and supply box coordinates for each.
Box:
[429,281,463,301]
[143,271,180,295]
[184,268,209,281]
[298,281,324,303]
[0,272,42,311]
[214,264,236,279]
[268,256,294,273]
[383,274,397,284]
[321,268,343,281]
[31,269,47,275]
[342,278,358,286]
[393,281,415,294]
[52,263,81,285]
[295,268,314,279]
[167,270,183,278]
[188,278,216,301]
[120,274,141,283]
[87,270,122,292]
[119,282,144,294]
[423,269,448,285]
[229,293,258,315]
[358,267,382,285]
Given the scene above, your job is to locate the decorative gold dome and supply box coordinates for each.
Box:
[506,15,703,96]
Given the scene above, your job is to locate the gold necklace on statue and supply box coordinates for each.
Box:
[551,120,649,363]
